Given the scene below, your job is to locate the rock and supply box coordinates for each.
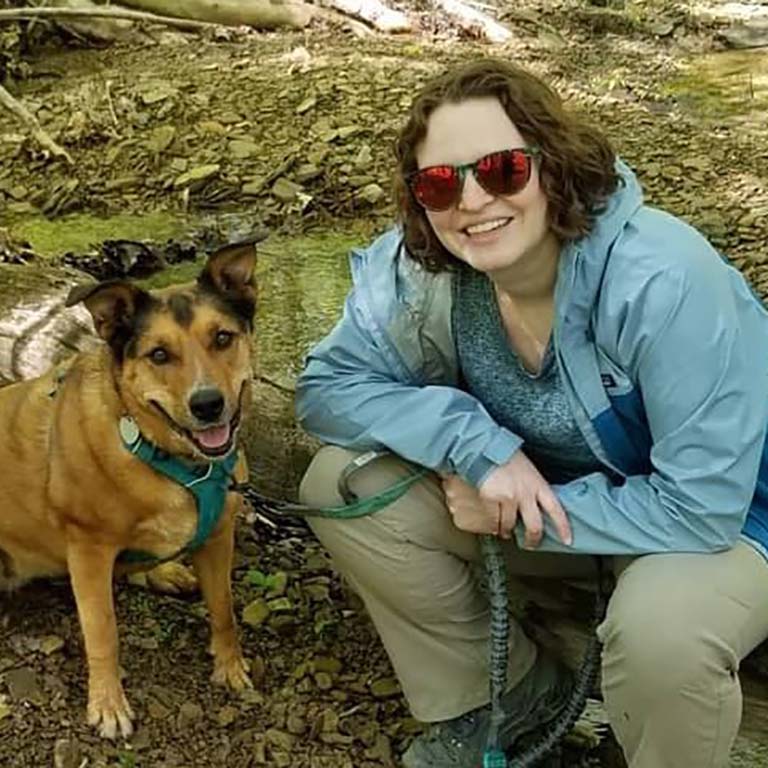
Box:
[303,582,330,601]
[720,22,768,49]
[173,164,220,189]
[265,728,295,751]
[646,19,676,37]
[356,183,385,205]
[364,732,393,762]
[5,666,43,703]
[312,656,343,675]
[229,140,261,159]
[145,125,176,153]
[271,178,304,203]
[286,711,307,735]
[177,701,204,729]
[147,697,171,720]
[314,671,333,690]
[304,553,332,571]
[295,163,322,183]
[53,738,81,768]
[354,145,373,167]
[39,635,65,656]
[198,120,227,135]
[217,705,239,727]
[240,686,266,707]
[296,96,317,115]
[337,125,361,140]
[317,707,339,733]
[348,174,375,187]
[266,571,289,598]
[242,599,271,627]
[267,596,293,612]
[136,81,179,105]
[369,677,401,699]
[242,176,267,195]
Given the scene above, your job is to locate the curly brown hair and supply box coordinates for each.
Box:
[394,58,620,271]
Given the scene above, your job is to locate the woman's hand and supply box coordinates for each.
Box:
[479,451,572,548]
[441,474,503,536]
[441,451,572,548]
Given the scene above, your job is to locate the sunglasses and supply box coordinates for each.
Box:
[407,147,541,212]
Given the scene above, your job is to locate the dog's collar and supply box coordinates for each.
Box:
[116,416,238,565]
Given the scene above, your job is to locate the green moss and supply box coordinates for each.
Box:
[9,212,185,259]
[665,50,768,121]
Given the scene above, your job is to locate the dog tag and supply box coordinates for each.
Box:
[119,416,140,446]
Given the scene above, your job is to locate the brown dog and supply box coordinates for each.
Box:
[0,242,258,738]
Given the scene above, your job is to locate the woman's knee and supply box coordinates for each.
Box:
[299,445,358,507]
[599,573,738,702]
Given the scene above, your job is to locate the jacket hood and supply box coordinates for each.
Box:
[555,159,645,328]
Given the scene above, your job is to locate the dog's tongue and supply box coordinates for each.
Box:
[193,424,231,450]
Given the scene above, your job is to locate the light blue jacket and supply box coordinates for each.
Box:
[296,162,768,558]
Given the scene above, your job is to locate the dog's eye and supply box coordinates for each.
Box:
[214,330,235,350]
[148,347,170,365]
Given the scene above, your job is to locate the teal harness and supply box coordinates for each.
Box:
[117,417,238,565]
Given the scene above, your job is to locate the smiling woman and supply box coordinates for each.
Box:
[293,58,768,768]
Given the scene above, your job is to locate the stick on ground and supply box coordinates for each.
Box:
[0,84,74,165]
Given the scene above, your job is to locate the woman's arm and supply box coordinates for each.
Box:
[539,256,768,554]
[296,290,523,486]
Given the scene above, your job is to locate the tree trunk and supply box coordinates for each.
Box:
[118,0,314,29]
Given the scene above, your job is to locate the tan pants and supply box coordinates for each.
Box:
[300,446,768,768]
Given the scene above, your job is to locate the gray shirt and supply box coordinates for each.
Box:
[453,265,603,484]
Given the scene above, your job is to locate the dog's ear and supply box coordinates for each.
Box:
[198,241,258,299]
[198,241,259,325]
[65,280,150,349]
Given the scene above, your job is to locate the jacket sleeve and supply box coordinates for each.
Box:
[536,260,768,555]
[296,291,522,486]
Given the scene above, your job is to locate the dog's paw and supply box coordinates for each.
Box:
[87,683,135,739]
[212,653,254,691]
[145,561,199,594]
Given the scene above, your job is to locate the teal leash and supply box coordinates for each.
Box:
[230,451,429,521]
[482,534,511,768]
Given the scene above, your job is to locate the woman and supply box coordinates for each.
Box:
[295,58,768,768]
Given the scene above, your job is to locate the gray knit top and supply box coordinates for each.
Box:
[453,265,603,484]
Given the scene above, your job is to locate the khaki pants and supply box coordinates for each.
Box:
[300,446,768,768]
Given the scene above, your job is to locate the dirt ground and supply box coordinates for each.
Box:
[1,1,768,766]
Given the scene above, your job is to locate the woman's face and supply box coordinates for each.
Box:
[415,97,556,276]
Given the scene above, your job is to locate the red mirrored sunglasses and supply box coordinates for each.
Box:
[407,147,541,212]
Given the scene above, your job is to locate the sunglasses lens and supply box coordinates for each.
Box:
[476,150,531,196]
[410,166,461,211]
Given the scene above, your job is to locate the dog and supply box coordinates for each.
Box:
[0,241,258,738]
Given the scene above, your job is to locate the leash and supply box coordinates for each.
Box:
[229,450,429,522]
[229,452,610,767]
[490,550,611,768]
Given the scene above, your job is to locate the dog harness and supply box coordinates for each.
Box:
[117,416,238,565]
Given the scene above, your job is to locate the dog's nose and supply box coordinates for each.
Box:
[189,388,225,423]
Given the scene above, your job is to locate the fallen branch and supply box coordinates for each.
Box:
[0,5,215,29]
[118,0,314,30]
[430,0,512,42]
[0,83,73,165]
[319,0,411,32]
[50,0,138,44]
